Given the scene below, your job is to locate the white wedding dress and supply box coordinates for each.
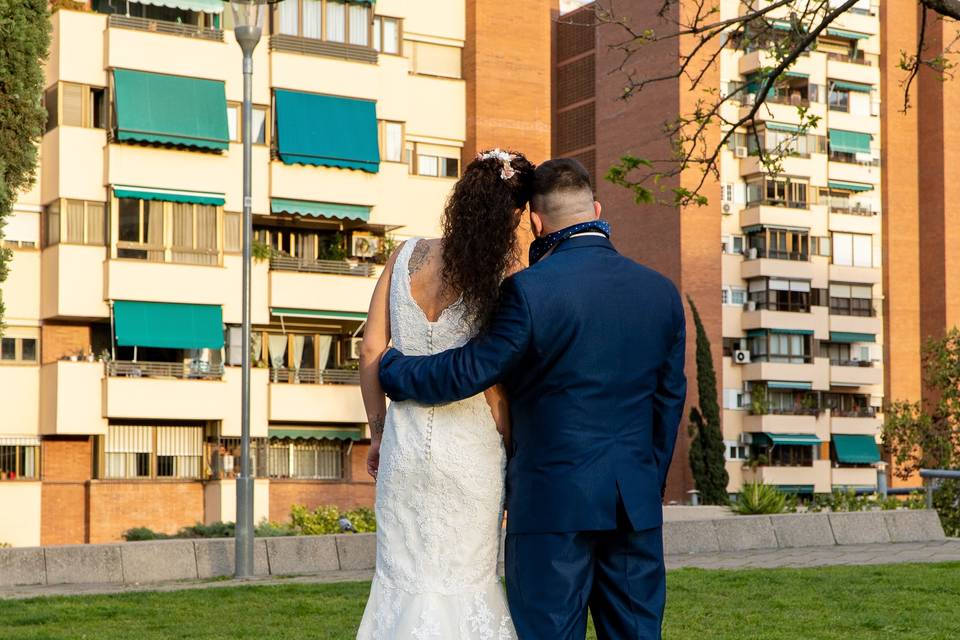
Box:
[356,240,515,640]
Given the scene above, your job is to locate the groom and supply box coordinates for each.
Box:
[379,158,686,639]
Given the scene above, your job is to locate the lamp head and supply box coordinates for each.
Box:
[229,0,282,55]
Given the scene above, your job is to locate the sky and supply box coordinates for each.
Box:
[560,0,592,14]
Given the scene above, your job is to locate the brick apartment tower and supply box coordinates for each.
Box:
[881,5,960,483]
[555,3,721,503]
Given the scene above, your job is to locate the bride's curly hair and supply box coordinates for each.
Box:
[441,149,535,333]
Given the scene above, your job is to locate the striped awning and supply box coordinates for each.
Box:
[136,1,224,12]
[268,427,363,441]
[271,198,370,222]
[114,185,225,206]
[828,180,873,192]
[270,308,367,322]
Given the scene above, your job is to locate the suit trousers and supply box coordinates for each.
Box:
[504,508,665,640]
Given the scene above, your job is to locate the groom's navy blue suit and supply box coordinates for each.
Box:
[379,234,686,639]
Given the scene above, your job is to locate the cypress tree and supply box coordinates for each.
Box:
[686,296,729,505]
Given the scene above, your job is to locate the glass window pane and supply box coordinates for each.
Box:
[302,0,322,39]
[279,0,299,35]
[373,16,381,50]
[195,206,217,252]
[443,157,459,178]
[86,202,105,245]
[21,338,37,362]
[326,1,346,42]
[252,107,267,144]
[853,234,872,267]
[1,338,15,360]
[383,18,399,54]
[172,203,193,248]
[418,155,439,177]
[227,105,239,142]
[833,233,853,265]
[65,200,85,244]
[46,202,60,246]
[62,83,83,127]
[224,212,241,253]
[851,285,872,299]
[384,122,403,162]
[146,201,164,246]
[118,198,141,242]
[349,4,369,45]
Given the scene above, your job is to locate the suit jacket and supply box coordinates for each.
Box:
[379,235,687,534]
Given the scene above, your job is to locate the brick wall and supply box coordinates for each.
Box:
[41,436,92,545]
[269,481,376,522]
[40,323,91,364]
[86,481,206,543]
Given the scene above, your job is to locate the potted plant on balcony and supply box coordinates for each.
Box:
[252,241,275,263]
[750,385,768,415]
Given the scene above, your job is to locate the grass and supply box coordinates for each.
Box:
[2,563,960,639]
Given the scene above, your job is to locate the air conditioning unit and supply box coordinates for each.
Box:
[747,247,759,260]
[744,300,757,312]
[738,432,754,445]
[734,146,748,159]
[722,203,732,214]
[733,349,752,364]
[350,234,381,259]
[347,337,363,361]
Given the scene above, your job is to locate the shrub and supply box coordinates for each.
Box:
[290,504,341,535]
[123,527,171,541]
[177,522,234,538]
[733,481,786,515]
[255,519,296,538]
[344,507,377,533]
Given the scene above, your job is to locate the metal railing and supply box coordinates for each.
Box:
[830,359,876,368]
[826,51,872,66]
[108,15,224,42]
[827,201,878,216]
[919,469,960,508]
[269,34,378,63]
[269,367,360,385]
[270,255,378,277]
[830,407,878,418]
[106,360,224,380]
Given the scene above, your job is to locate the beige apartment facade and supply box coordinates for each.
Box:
[0,0,514,547]
[556,0,885,501]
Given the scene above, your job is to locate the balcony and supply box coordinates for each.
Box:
[103,365,268,436]
[741,307,829,340]
[744,460,832,493]
[268,34,377,64]
[741,357,831,390]
[830,413,882,436]
[269,268,377,316]
[831,466,878,489]
[106,360,223,381]
[39,361,106,436]
[829,263,881,285]
[741,255,817,282]
[743,413,822,436]
[269,367,360,385]
[269,256,378,278]
[105,258,231,306]
[830,362,883,387]
[829,312,881,335]
[269,381,367,424]
[107,14,223,42]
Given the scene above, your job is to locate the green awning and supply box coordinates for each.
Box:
[830,331,876,343]
[833,434,881,464]
[784,71,809,79]
[767,381,813,390]
[268,428,363,441]
[827,180,873,193]
[113,185,225,206]
[271,308,367,321]
[275,90,380,172]
[136,0,224,12]
[765,122,801,133]
[773,485,815,495]
[113,301,224,349]
[271,198,370,222]
[746,328,814,337]
[753,433,822,446]
[826,28,869,40]
[113,69,228,151]
[829,129,872,154]
[830,80,872,93]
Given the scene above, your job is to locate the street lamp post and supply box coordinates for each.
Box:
[228,0,281,579]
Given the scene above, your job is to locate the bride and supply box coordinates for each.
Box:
[356,149,535,639]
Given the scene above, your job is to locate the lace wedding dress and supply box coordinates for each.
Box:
[356,240,515,640]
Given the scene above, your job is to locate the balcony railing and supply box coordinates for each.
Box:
[830,407,877,418]
[270,255,378,278]
[106,360,224,380]
[829,299,880,317]
[746,301,811,313]
[108,15,224,42]
[830,359,876,368]
[269,34,377,63]
[269,367,360,385]
[750,407,821,417]
[826,51,872,66]
[746,198,810,210]
[827,201,878,216]
[744,247,810,262]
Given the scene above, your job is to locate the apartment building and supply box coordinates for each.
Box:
[555,0,884,502]
[0,0,551,547]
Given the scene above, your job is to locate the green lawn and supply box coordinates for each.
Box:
[2,563,960,639]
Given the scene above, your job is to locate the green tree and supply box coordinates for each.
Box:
[0,0,50,334]
[882,327,960,536]
[686,296,729,505]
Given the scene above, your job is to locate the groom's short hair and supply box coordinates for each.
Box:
[531,158,595,219]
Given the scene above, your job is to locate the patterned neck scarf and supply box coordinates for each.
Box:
[528,219,611,265]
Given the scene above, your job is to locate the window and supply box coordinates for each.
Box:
[410,142,460,178]
[43,200,105,247]
[745,176,809,208]
[224,212,242,253]
[348,2,369,45]
[828,86,849,112]
[171,203,219,265]
[747,277,811,312]
[822,393,874,417]
[373,15,401,54]
[0,441,40,480]
[279,0,300,35]
[748,331,811,364]
[227,103,268,145]
[45,82,107,131]
[99,423,205,480]
[380,121,404,162]
[722,287,747,306]
[267,438,345,479]
[409,41,462,79]
[765,444,814,467]
[0,335,38,363]
[832,232,872,267]
[821,341,853,365]
[725,441,748,461]
[829,283,874,316]
[746,226,810,261]
[326,0,346,42]
[275,0,369,47]
[302,0,321,38]
[118,198,164,260]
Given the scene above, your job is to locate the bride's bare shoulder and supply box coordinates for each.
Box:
[408,238,442,275]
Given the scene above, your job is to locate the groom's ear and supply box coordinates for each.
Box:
[529,210,544,237]
[593,201,602,219]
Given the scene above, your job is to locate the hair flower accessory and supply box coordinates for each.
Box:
[477,148,516,180]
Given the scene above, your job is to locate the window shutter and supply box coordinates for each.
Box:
[227,326,243,365]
